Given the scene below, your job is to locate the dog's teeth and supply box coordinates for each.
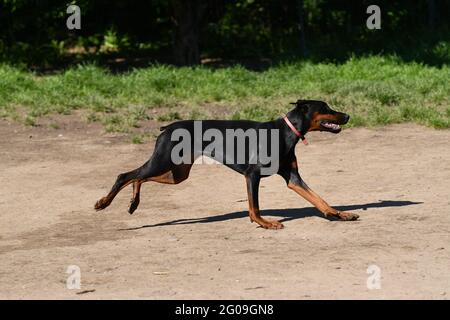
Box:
[323,122,341,129]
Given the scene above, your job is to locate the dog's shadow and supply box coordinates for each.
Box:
[120,200,422,231]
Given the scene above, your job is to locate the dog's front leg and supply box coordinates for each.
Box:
[245,173,284,229]
[285,161,359,221]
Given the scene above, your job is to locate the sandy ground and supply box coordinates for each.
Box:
[0,117,449,300]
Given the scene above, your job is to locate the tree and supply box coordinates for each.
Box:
[427,0,438,30]
[171,0,208,66]
[296,0,307,56]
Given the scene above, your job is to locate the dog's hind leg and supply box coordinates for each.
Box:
[126,163,193,214]
[95,154,172,212]
[95,131,173,212]
[128,181,142,214]
[94,165,145,211]
[95,128,196,213]
[145,164,193,184]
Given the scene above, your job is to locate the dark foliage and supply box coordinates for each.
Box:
[0,0,448,69]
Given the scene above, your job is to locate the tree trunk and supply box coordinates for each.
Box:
[427,0,437,30]
[171,0,207,66]
[296,0,307,57]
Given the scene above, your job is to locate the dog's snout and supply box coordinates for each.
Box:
[343,114,350,124]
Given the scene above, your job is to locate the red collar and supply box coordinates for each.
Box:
[283,115,308,145]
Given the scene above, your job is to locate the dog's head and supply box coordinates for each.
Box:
[289,100,350,134]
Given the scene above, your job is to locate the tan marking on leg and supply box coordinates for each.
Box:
[245,177,284,229]
[132,181,141,198]
[147,171,176,184]
[128,181,142,214]
[95,179,136,211]
[288,183,359,220]
[145,164,193,185]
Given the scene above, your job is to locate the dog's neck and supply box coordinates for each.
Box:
[284,108,308,135]
[276,108,308,150]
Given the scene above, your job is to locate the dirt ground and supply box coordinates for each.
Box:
[0,117,449,300]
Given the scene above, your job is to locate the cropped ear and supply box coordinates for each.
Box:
[290,100,309,112]
[290,99,305,105]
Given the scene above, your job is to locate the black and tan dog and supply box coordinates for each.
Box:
[95,99,359,229]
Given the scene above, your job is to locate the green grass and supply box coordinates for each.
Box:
[0,56,449,132]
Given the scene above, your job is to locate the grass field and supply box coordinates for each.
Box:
[1,56,449,136]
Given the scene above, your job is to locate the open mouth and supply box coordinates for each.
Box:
[320,121,341,132]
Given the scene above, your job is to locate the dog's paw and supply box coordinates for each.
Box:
[128,198,139,215]
[94,197,109,211]
[269,220,285,229]
[257,219,284,230]
[337,211,359,221]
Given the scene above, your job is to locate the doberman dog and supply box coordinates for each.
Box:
[95,99,359,229]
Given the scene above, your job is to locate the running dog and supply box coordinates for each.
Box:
[95,100,359,229]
